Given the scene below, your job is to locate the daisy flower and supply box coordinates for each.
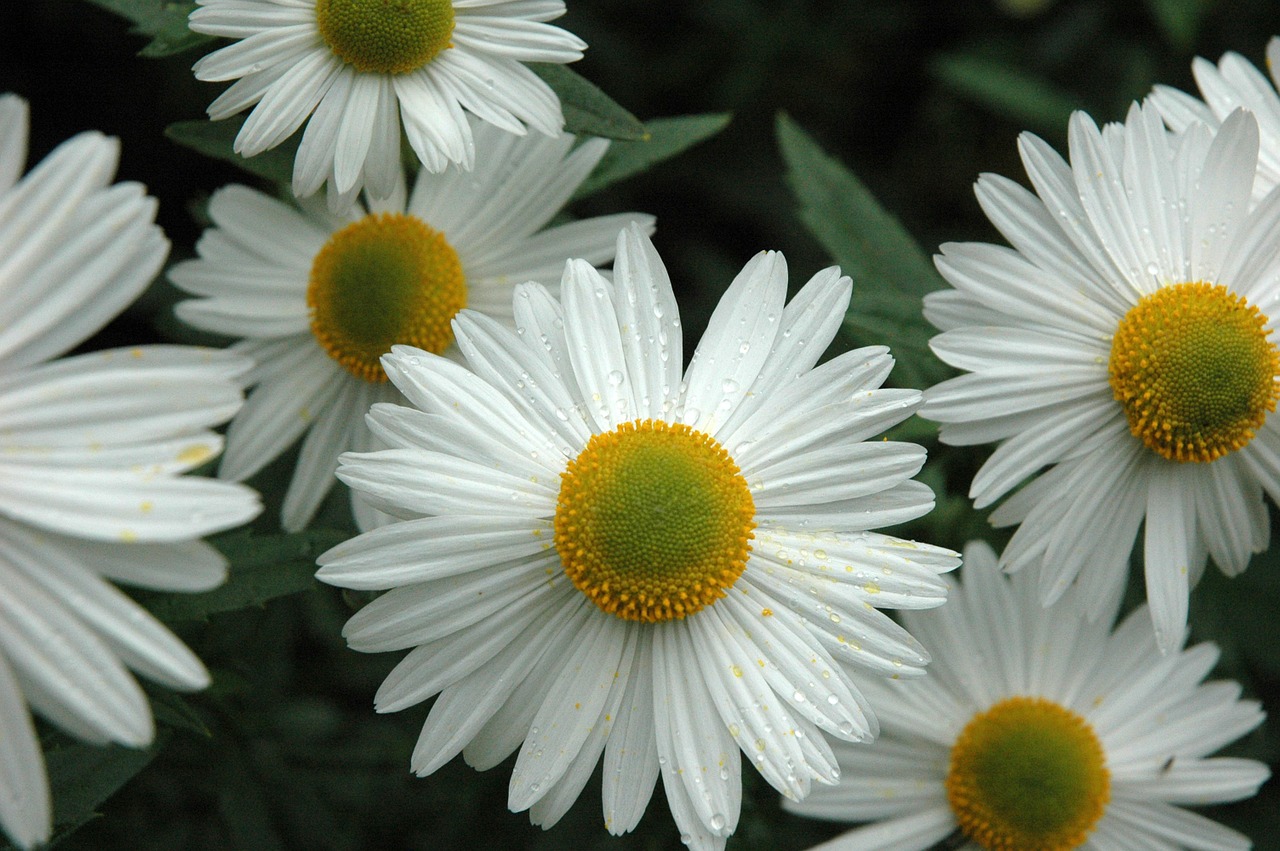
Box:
[0,95,261,849]
[171,119,651,532]
[1152,37,1280,202]
[316,225,960,849]
[920,102,1280,651]
[188,0,587,209]
[785,540,1269,851]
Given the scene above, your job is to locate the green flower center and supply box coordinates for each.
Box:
[555,419,756,623]
[1108,281,1279,463]
[315,0,455,75]
[946,696,1110,851]
[308,212,466,382]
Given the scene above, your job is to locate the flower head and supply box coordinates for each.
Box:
[188,0,586,209]
[0,95,261,849]
[785,541,1269,851]
[921,102,1280,651]
[171,120,652,532]
[316,225,959,849]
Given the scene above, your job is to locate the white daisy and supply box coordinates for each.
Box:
[920,101,1280,652]
[315,224,960,849]
[785,540,1270,851]
[0,95,261,849]
[1152,37,1280,202]
[171,119,652,532]
[188,0,586,209]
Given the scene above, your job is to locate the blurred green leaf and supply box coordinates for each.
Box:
[83,0,213,57]
[137,529,349,623]
[166,118,298,187]
[931,53,1080,135]
[148,690,212,738]
[776,113,947,390]
[1145,0,1210,51]
[528,64,647,141]
[46,736,164,835]
[574,113,731,199]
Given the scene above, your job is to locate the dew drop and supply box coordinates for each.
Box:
[607,370,625,386]
[710,814,726,831]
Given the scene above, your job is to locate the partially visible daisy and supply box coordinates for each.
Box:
[0,95,261,849]
[785,540,1269,851]
[921,102,1280,651]
[189,0,586,209]
[171,120,651,532]
[316,225,960,849]
[1152,37,1280,202]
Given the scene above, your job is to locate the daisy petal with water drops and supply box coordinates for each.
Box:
[171,119,652,532]
[189,0,587,208]
[317,224,959,849]
[0,95,261,850]
[785,541,1268,851]
[921,101,1280,651]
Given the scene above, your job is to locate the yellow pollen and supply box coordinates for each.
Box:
[554,419,756,623]
[315,0,455,75]
[1109,281,1279,463]
[308,212,466,383]
[946,696,1109,851]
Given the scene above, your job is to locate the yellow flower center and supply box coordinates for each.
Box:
[554,419,756,623]
[315,0,455,75]
[1108,281,1279,463]
[308,212,466,382]
[946,696,1110,851]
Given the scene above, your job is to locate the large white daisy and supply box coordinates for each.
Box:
[0,95,262,849]
[188,0,586,209]
[171,119,651,532]
[785,541,1269,851]
[316,225,960,849]
[1152,37,1280,203]
[921,102,1280,652]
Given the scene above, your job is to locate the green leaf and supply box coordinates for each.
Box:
[83,0,213,58]
[574,113,732,199]
[166,117,299,186]
[931,53,1080,135]
[136,529,350,623]
[1145,0,1209,51]
[528,64,647,141]
[148,689,212,737]
[776,113,948,389]
[46,736,164,833]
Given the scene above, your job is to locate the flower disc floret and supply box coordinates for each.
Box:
[315,0,455,75]
[554,419,756,623]
[1108,281,1280,463]
[308,212,466,382]
[945,696,1109,851]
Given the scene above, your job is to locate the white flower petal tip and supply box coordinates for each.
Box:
[319,227,952,845]
[921,97,1280,644]
[189,0,586,203]
[786,540,1269,851]
[0,98,262,850]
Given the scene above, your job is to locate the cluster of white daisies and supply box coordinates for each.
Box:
[1,2,1278,849]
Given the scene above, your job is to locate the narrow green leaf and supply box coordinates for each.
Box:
[148,689,212,737]
[83,0,213,57]
[776,113,947,389]
[45,736,164,832]
[528,64,647,141]
[165,117,298,186]
[931,53,1079,135]
[136,529,349,623]
[574,113,731,199]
